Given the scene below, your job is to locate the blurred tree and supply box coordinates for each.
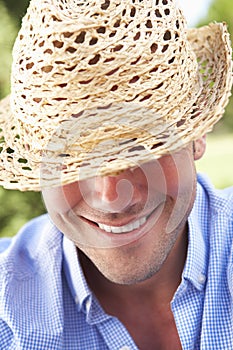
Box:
[2,0,29,26]
[199,0,233,132]
[0,0,45,237]
[0,1,17,98]
[0,189,45,237]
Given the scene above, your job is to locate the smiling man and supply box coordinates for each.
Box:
[0,0,233,349]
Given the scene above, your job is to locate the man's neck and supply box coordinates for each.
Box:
[78,227,187,350]
[78,224,188,307]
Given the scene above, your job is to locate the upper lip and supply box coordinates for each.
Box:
[78,203,163,228]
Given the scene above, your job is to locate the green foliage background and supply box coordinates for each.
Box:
[0,0,232,237]
[0,0,45,237]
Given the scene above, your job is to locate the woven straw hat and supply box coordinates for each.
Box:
[0,0,232,191]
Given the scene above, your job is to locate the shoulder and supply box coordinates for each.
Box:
[196,173,233,220]
[0,214,63,278]
[0,215,65,346]
[194,174,233,260]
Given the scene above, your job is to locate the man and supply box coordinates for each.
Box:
[0,0,232,349]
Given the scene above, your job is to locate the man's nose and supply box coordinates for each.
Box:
[95,176,120,203]
[94,170,137,211]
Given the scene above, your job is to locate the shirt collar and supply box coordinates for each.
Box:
[183,182,208,291]
[62,236,110,324]
[63,236,91,312]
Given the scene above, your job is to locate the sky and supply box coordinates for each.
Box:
[178,0,213,26]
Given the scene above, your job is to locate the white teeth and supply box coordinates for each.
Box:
[98,216,147,234]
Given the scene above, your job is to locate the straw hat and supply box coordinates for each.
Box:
[0,0,232,191]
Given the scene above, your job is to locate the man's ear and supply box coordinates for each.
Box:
[193,135,206,161]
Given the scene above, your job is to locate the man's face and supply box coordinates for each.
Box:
[42,143,200,285]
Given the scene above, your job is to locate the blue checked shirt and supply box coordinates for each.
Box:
[0,174,233,349]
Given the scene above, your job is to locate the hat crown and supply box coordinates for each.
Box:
[11,0,200,131]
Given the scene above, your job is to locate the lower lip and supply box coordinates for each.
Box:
[81,202,165,247]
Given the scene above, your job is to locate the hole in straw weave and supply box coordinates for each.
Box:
[150,66,158,73]
[162,45,169,53]
[57,83,68,88]
[129,145,145,153]
[44,49,53,54]
[88,54,101,65]
[146,20,153,28]
[130,7,136,17]
[112,44,123,52]
[75,31,86,43]
[80,162,91,168]
[153,82,164,90]
[72,111,84,118]
[106,67,119,76]
[97,27,106,34]
[151,43,158,53]
[104,57,115,63]
[151,142,164,150]
[140,94,152,102]
[6,147,14,154]
[79,78,93,84]
[131,56,141,65]
[51,15,61,22]
[109,31,117,37]
[41,65,53,73]
[65,65,77,71]
[22,167,32,171]
[164,30,171,41]
[89,37,98,45]
[101,0,110,10]
[18,158,28,164]
[119,138,137,146]
[53,98,67,101]
[176,119,186,127]
[134,32,141,41]
[129,76,140,84]
[168,57,175,64]
[63,32,73,38]
[53,40,64,48]
[58,153,70,158]
[155,9,162,17]
[66,47,76,53]
[111,85,118,91]
[114,19,121,28]
[0,136,5,144]
[33,98,42,103]
[164,8,170,15]
[26,62,34,70]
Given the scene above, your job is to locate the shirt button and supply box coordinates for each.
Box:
[85,298,91,310]
[198,273,206,284]
[119,347,131,350]
[75,295,79,304]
